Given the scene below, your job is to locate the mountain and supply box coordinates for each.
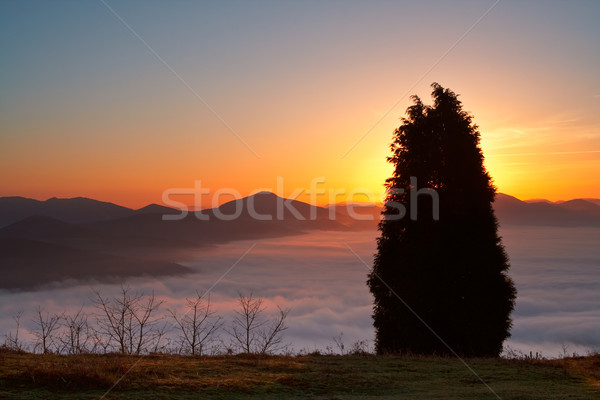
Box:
[0,215,91,244]
[523,198,553,204]
[0,192,348,253]
[329,195,600,227]
[493,194,600,226]
[210,191,338,225]
[0,196,135,227]
[331,194,600,227]
[0,236,191,291]
[3,192,599,233]
[328,202,382,229]
[554,199,600,216]
[581,198,600,207]
[2,191,599,291]
[0,192,349,291]
[135,203,179,215]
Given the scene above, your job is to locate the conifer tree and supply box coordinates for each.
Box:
[368,83,516,356]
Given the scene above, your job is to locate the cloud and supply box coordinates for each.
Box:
[2,227,599,357]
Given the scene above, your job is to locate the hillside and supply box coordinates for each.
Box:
[0,353,597,399]
[3,192,600,230]
[0,192,348,291]
[494,194,600,227]
[0,196,135,227]
[0,236,191,290]
[2,191,600,291]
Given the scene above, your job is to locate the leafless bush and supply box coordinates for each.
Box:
[331,332,346,355]
[558,343,582,358]
[93,285,165,355]
[169,291,223,355]
[228,291,290,355]
[59,308,91,354]
[149,322,170,354]
[323,333,373,356]
[30,307,62,354]
[89,326,111,354]
[502,345,545,360]
[3,287,294,356]
[2,311,25,353]
[349,339,372,355]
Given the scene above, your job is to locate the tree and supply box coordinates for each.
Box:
[59,308,91,354]
[31,307,62,354]
[368,83,516,357]
[3,311,25,353]
[228,292,290,354]
[170,291,223,355]
[93,285,165,355]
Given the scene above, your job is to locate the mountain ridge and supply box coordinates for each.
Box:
[2,192,600,228]
[1,191,599,292]
[0,196,134,227]
[0,236,191,291]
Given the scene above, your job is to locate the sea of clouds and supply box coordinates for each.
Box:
[1,226,598,357]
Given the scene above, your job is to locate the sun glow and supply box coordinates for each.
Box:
[1,2,599,206]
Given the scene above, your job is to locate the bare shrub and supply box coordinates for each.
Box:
[59,308,91,354]
[31,307,62,354]
[2,311,26,353]
[228,292,290,355]
[170,291,223,355]
[349,339,372,355]
[93,285,164,355]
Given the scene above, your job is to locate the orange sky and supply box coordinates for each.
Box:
[1,2,599,208]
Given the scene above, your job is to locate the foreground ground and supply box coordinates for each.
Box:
[0,352,598,399]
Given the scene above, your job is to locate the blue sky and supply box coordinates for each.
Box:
[1,0,599,206]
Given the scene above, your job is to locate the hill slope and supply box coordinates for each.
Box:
[0,196,135,227]
[0,236,191,290]
[0,353,597,399]
[494,194,600,226]
[2,191,599,291]
[0,192,348,291]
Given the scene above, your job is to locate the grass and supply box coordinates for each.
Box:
[0,351,598,399]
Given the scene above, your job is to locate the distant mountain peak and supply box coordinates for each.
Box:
[0,196,134,227]
[495,193,522,203]
[136,203,178,215]
[494,193,600,226]
[251,191,279,197]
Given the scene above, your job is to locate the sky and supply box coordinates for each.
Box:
[1,0,599,208]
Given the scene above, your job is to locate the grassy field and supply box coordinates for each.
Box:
[1,351,598,399]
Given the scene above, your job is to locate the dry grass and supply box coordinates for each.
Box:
[0,351,598,399]
[549,353,600,390]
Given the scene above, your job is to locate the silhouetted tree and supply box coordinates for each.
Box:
[169,291,223,355]
[368,83,516,356]
[2,311,25,353]
[228,292,290,354]
[93,285,165,355]
[31,307,62,354]
[59,308,91,354]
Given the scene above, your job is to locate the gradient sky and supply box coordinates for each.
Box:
[1,0,599,208]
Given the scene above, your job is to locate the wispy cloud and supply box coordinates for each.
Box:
[487,150,600,157]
